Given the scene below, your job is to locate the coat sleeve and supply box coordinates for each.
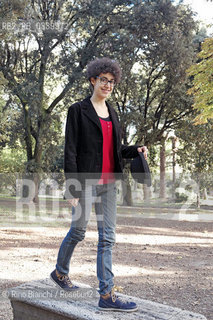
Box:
[121,144,139,159]
[64,103,81,199]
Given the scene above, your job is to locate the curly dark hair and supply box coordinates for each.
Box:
[86,57,122,84]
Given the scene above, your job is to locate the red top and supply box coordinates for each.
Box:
[98,117,115,184]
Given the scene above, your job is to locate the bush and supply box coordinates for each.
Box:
[175,192,188,203]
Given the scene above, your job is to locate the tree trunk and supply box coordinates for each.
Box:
[21,105,44,203]
[172,137,177,198]
[121,173,132,206]
[23,105,33,161]
[21,173,35,203]
[196,174,201,209]
[33,173,40,203]
[32,138,43,203]
[159,138,166,199]
[203,188,208,200]
[143,184,150,201]
[120,127,132,206]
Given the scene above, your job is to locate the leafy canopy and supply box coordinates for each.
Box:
[187,37,213,124]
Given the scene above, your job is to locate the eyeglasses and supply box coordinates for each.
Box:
[96,76,116,87]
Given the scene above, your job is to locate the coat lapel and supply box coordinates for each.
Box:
[107,103,120,140]
[80,96,120,139]
[81,97,102,132]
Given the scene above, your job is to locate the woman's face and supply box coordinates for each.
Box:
[90,72,115,99]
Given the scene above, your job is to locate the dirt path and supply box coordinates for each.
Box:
[0,214,212,320]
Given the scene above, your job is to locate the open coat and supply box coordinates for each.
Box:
[64,96,139,198]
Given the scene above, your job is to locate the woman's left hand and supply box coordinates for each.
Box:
[137,146,148,160]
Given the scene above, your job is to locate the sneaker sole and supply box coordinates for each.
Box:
[50,274,79,291]
[98,306,138,312]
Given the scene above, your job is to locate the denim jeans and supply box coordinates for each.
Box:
[56,182,117,295]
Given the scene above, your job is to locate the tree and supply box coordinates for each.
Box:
[0,0,198,204]
[111,1,197,201]
[187,37,213,124]
[0,0,27,19]
[0,0,28,40]
[175,119,213,208]
[0,0,138,201]
[130,2,196,145]
[0,93,24,149]
[0,147,27,195]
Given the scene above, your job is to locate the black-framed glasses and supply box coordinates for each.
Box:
[96,76,116,86]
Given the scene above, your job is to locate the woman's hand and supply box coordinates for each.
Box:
[67,198,79,207]
[137,146,148,160]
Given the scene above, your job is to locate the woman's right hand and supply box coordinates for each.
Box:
[67,198,79,207]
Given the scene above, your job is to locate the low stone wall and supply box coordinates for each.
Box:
[8,279,207,320]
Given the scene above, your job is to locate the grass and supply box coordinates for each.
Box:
[0,196,72,228]
[0,195,212,228]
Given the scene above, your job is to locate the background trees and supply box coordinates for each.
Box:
[0,0,138,200]
[175,119,213,207]
[110,1,197,201]
[0,0,211,206]
[0,0,135,173]
[187,37,213,124]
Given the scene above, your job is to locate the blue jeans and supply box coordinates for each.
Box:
[56,182,117,295]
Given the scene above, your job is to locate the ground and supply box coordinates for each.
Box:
[0,207,212,320]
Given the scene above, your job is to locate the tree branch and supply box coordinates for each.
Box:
[163,110,193,130]
[46,66,82,114]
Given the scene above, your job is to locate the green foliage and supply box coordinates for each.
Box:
[0,0,138,174]
[0,0,27,19]
[0,94,24,149]
[187,38,213,124]
[111,0,197,147]
[175,119,213,190]
[0,147,27,195]
[174,192,188,203]
[193,27,208,46]
[0,0,27,40]
[42,141,64,172]
[0,0,198,180]
[0,147,26,173]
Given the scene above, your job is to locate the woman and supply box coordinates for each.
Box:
[51,57,148,312]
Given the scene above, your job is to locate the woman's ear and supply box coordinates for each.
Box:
[90,77,96,86]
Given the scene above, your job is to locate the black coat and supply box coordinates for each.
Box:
[64,96,139,198]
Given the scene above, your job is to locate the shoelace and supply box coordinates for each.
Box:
[111,287,128,304]
[59,275,73,288]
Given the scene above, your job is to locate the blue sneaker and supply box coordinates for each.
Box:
[98,290,138,312]
[50,269,79,291]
